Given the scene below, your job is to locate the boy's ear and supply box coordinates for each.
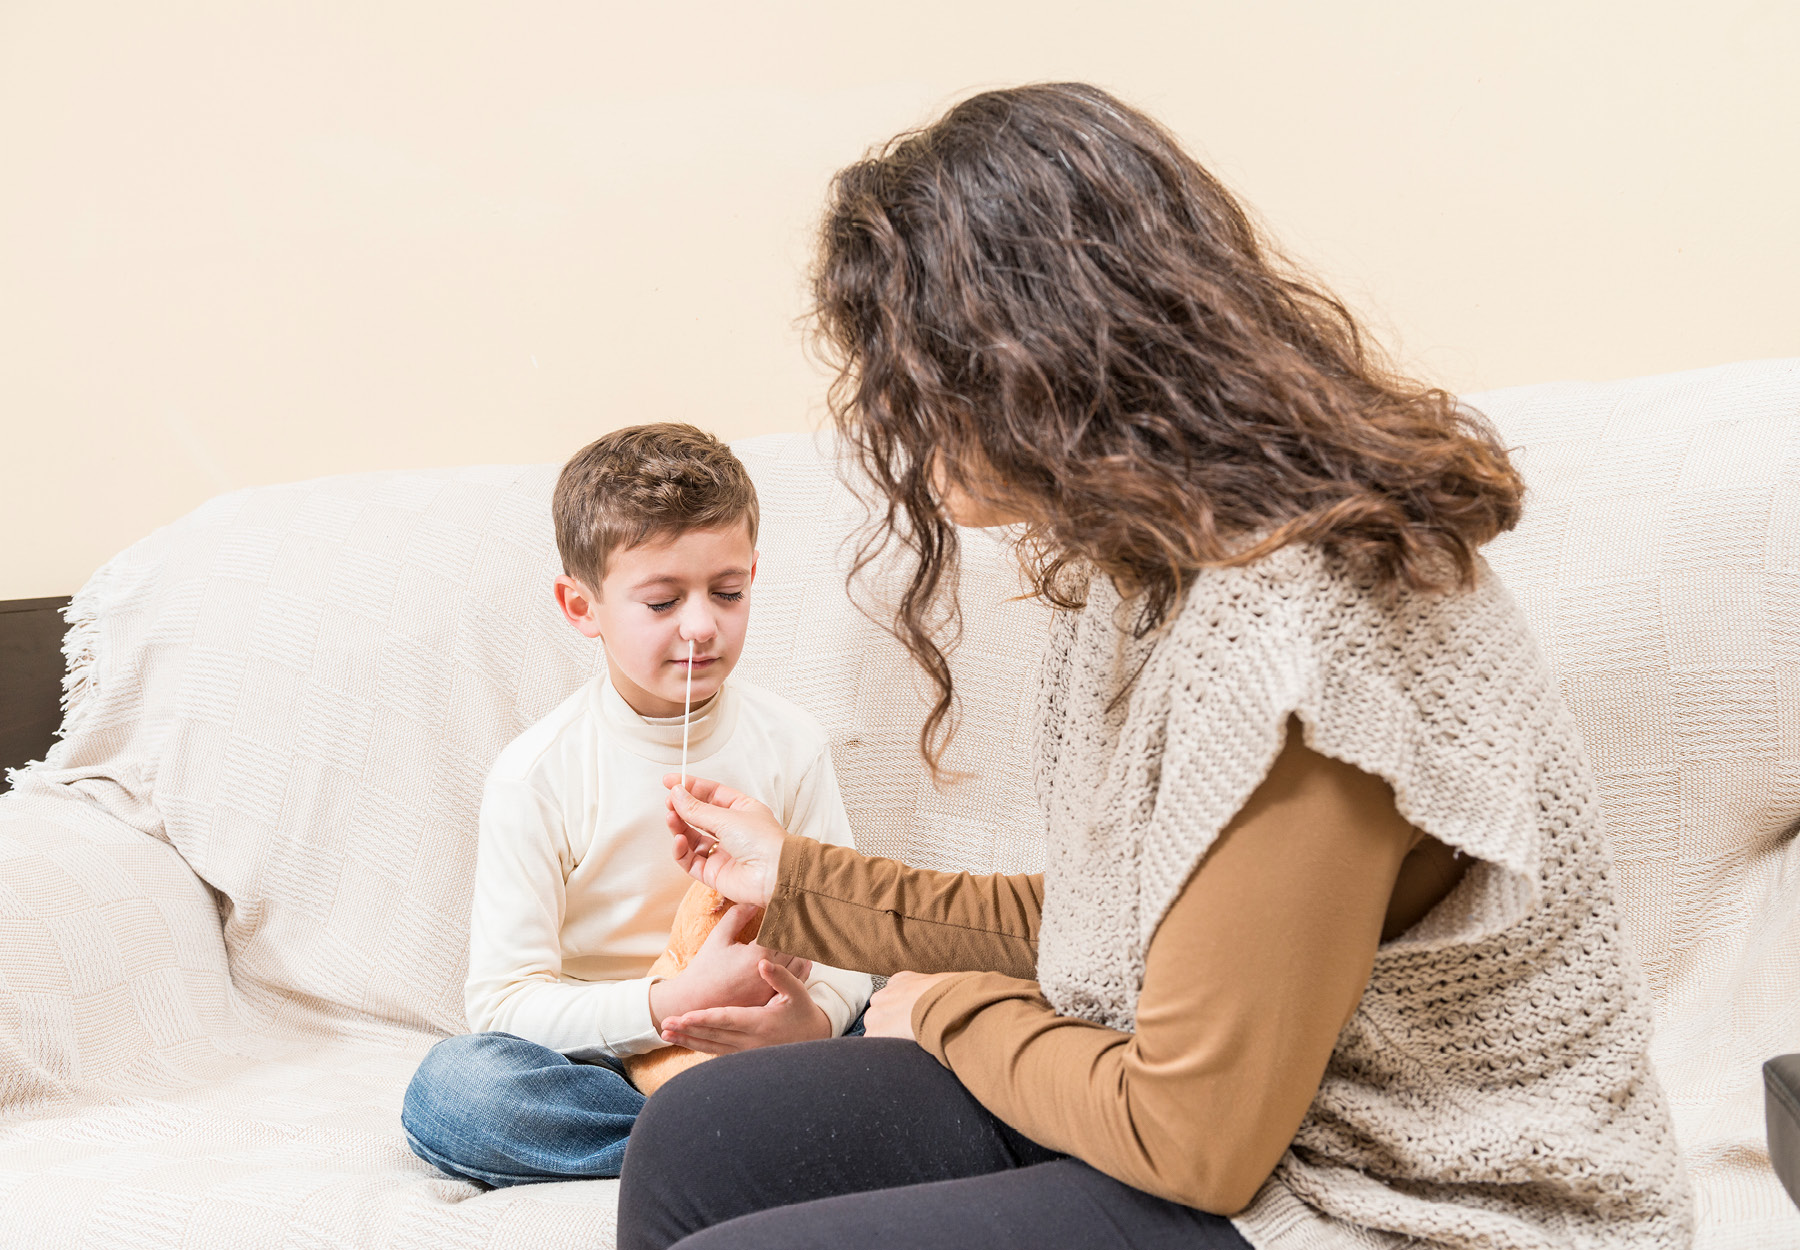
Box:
[553,574,604,639]
[749,552,758,585]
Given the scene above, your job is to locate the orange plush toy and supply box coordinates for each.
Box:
[622,880,745,1096]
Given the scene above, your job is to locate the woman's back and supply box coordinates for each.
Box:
[1034,544,1692,1247]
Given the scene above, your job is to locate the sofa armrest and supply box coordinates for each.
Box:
[0,595,70,790]
[0,786,231,1100]
[1766,1055,1800,1210]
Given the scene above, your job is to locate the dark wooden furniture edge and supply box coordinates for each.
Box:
[1768,1056,1800,1210]
[1,596,72,791]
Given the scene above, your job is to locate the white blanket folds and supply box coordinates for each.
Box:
[2,359,1797,1248]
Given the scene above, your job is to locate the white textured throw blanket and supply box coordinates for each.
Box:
[0,359,1796,1248]
[1035,551,1690,1247]
[0,440,1051,1250]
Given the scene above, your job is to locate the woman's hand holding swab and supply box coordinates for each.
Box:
[664,774,785,908]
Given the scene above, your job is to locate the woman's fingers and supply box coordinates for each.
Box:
[666,810,721,874]
[667,786,732,861]
[666,819,702,871]
[666,785,721,843]
[663,773,756,813]
[662,778,787,907]
[666,831,718,891]
[664,773,723,805]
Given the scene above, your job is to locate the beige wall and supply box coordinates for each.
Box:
[3,1,1796,600]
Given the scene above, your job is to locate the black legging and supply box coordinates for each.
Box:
[617,1037,1251,1250]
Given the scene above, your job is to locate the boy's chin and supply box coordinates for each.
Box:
[607,658,733,717]
[662,669,731,705]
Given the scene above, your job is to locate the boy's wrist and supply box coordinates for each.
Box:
[648,974,685,1030]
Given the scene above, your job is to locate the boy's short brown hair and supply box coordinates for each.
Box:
[553,423,760,592]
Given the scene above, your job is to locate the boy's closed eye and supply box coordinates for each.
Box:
[647,590,746,613]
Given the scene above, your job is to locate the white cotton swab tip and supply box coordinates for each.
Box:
[680,639,694,789]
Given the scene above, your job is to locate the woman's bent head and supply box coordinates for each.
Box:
[812,82,1523,768]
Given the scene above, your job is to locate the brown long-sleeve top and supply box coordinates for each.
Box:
[756,720,1469,1216]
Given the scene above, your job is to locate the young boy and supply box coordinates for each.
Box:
[401,424,872,1187]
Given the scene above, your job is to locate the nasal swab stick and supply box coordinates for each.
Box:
[680,638,694,789]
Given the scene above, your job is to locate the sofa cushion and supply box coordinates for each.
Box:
[0,434,1054,1248]
[1475,357,1800,1246]
[21,441,1050,1042]
[7,359,1797,1250]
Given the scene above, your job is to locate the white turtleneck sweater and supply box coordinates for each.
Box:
[463,673,872,1061]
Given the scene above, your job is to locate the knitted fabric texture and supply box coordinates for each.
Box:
[1032,546,1694,1250]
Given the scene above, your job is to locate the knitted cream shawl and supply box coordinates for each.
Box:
[1032,546,1693,1250]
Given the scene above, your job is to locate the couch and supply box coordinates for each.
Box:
[1,357,1796,1249]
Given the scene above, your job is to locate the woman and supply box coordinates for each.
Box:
[618,84,1692,1250]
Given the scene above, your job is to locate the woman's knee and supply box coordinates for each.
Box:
[618,1039,1015,1250]
[620,1044,865,1250]
[616,1060,735,1250]
[630,1039,909,1152]
[621,1045,753,1178]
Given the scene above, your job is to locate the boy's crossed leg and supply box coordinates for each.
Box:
[403,1032,646,1187]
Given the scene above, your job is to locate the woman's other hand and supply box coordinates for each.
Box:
[864,970,961,1040]
[657,959,832,1054]
[664,774,786,908]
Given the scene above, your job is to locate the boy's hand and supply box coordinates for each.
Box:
[657,959,833,1054]
[648,903,812,1027]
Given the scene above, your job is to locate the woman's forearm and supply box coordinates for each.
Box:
[911,732,1419,1215]
[755,835,1042,978]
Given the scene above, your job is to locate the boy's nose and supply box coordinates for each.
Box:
[678,609,719,646]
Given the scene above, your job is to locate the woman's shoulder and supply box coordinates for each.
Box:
[1049,543,1543,723]
[1156,542,1560,887]
[1162,541,1553,753]
[1167,542,1535,662]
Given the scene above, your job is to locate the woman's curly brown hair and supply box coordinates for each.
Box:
[812,82,1523,773]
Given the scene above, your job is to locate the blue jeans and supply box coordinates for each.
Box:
[403,1015,867,1187]
[402,1032,646,1186]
